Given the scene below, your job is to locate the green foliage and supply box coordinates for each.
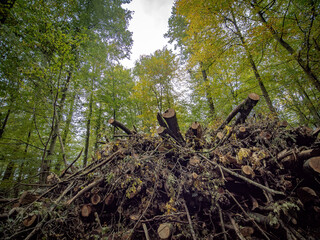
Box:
[132,47,180,132]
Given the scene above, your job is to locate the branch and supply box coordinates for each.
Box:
[199,154,285,196]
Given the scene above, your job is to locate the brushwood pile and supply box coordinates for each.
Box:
[1,94,320,240]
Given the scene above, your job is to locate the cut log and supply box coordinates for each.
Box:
[236,126,248,139]
[81,204,92,217]
[191,122,202,138]
[108,119,132,135]
[91,193,101,205]
[157,223,173,239]
[105,193,114,205]
[18,191,38,206]
[303,156,320,176]
[240,227,254,237]
[23,215,37,227]
[297,187,318,204]
[189,156,201,166]
[242,165,255,177]
[279,148,320,168]
[217,93,260,131]
[162,109,185,145]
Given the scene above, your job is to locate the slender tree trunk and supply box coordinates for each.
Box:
[296,81,320,125]
[200,63,215,118]
[94,103,102,152]
[62,92,76,145]
[54,92,77,172]
[2,161,15,181]
[14,125,33,197]
[40,70,72,183]
[83,79,94,167]
[252,0,320,92]
[0,108,11,138]
[230,12,277,114]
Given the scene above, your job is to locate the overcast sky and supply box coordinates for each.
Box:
[120,0,175,69]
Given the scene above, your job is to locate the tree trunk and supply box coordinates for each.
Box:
[252,0,320,93]
[55,92,77,172]
[296,80,320,125]
[230,12,276,114]
[94,103,102,151]
[2,161,15,181]
[0,108,11,138]
[40,70,72,183]
[83,79,94,168]
[200,63,215,118]
[62,92,76,146]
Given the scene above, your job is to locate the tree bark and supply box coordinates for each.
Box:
[40,70,72,183]
[200,63,215,118]
[217,93,260,131]
[94,103,102,151]
[0,108,11,139]
[162,108,185,145]
[108,118,132,135]
[83,79,94,168]
[2,160,15,181]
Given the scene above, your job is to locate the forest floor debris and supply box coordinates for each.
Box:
[1,95,320,240]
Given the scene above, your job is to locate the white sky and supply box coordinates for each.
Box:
[120,0,175,69]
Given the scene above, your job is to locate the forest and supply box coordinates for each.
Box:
[0,0,320,239]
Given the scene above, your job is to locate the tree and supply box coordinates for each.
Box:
[250,0,320,92]
[0,0,133,186]
[133,47,179,131]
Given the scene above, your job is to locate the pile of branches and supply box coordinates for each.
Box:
[1,93,320,240]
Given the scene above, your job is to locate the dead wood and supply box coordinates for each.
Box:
[23,215,37,227]
[3,104,320,240]
[217,93,260,131]
[81,204,92,217]
[303,156,320,176]
[162,108,185,145]
[108,118,133,135]
[157,223,173,240]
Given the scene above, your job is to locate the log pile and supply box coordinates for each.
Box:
[1,93,320,240]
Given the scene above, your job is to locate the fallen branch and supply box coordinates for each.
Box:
[199,154,285,196]
[183,199,197,240]
[108,119,132,135]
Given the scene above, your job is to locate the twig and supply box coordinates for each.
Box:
[55,180,75,204]
[183,199,197,240]
[79,151,119,178]
[226,190,270,240]
[217,203,227,240]
[199,154,285,196]
[142,223,151,240]
[228,213,246,240]
[94,212,102,230]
